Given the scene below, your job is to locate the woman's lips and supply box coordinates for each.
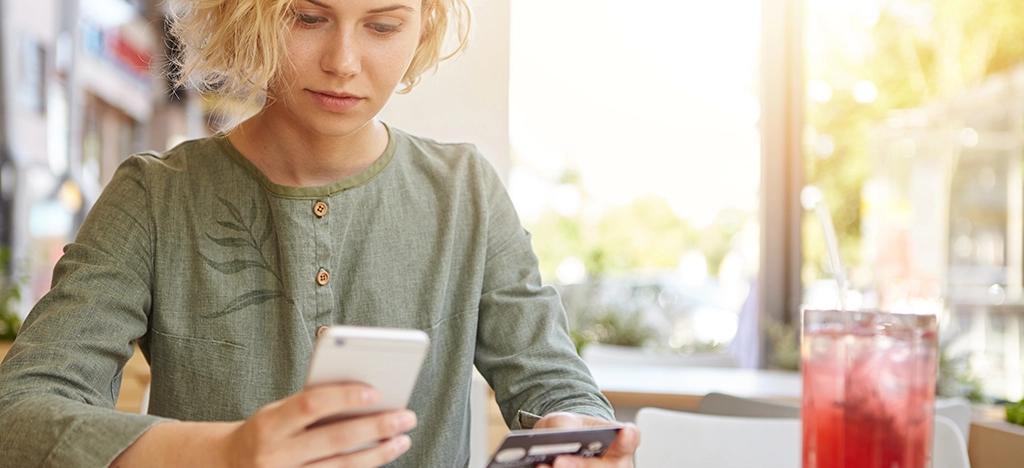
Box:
[307,90,364,112]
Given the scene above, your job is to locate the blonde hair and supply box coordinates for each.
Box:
[167,0,471,109]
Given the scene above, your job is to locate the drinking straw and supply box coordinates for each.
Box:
[815,201,847,311]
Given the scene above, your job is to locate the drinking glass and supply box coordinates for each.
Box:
[801,309,938,468]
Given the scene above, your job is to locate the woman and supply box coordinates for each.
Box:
[0,0,638,466]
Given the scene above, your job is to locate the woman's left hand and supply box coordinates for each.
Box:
[533,412,639,468]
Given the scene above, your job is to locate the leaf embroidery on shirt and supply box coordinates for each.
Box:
[199,195,292,318]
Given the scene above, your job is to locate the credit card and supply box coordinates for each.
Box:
[485,426,621,468]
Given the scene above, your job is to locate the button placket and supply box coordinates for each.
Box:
[311,198,334,332]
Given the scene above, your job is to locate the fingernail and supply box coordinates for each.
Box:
[394,411,417,430]
[395,435,412,452]
[362,389,377,403]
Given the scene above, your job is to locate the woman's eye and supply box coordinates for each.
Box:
[296,13,325,27]
[367,23,402,35]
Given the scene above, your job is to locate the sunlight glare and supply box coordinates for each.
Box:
[510,0,762,226]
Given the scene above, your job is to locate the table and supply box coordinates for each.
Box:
[587,364,802,421]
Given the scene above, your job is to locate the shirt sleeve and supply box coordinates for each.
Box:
[470,156,615,430]
[0,156,173,467]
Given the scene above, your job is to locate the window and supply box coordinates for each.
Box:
[509,0,762,359]
[803,0,1024,400]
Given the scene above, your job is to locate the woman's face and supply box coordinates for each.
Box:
[265,0,422,138]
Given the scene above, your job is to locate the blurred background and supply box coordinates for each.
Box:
[0,0,1023,403]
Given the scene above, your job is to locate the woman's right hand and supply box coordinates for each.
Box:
[222,383,417,468]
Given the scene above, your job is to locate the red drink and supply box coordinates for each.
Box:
[801,310,938,468]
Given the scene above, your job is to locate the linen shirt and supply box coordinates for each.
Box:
[0,126,614,467]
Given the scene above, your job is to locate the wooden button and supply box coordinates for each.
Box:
[316,269,330,286]
[313,201,329,218]
[316,326,330,338]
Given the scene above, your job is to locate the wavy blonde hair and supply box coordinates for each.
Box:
[167,0,471,110]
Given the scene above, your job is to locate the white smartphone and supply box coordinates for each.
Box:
[305,325,430,425]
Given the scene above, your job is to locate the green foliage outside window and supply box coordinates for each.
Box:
[804,0,1024,284]
[0,247,22,340]
[527,196,746,282]
[557,281,659,354]
[525,195,749,353]
[936,343,985,403]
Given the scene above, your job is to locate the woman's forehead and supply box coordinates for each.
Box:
[294,0,422,10]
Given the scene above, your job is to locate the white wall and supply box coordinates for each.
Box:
[378,0,510,182]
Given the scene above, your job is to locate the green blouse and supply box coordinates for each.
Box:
[0,126,613,467]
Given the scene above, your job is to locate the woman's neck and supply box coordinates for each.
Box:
[226,112,389,188]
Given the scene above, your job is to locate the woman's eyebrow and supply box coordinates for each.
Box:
[301,0,415,14]
[367,4,416,14]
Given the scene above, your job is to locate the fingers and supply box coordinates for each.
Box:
[602,423,639,459]
[546,425,638,468]
[226,386,418,468]
[288,409,418,463]
[531,414,639,468]
[262,384,380,438]
[553,456,589,468]
[550,453,629,468]
[304,435,413,468]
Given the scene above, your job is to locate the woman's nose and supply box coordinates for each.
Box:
[321,30,361,77]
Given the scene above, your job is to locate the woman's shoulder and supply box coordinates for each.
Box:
[388,126,499,180]
[103,136,241,203]
[124,135,227,171]
[390,127,485,162]
[388,124,470,149]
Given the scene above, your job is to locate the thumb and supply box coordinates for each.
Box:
[603,424,640,459]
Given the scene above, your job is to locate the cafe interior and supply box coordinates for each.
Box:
[1,0,1023,466]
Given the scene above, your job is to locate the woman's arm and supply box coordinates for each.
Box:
[111,385,417,468]
[110,421,237,467]
[0,157,166,466]
[469,155,615,429]
[469,155,637,465]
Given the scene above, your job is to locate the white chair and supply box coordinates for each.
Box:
[636,406,969,468]
[581,343,737,368]
[699,392,972,444]
[697,391,799,418]
[935,397,972,443]
[933,414,971,468]
[634,407,800,468]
